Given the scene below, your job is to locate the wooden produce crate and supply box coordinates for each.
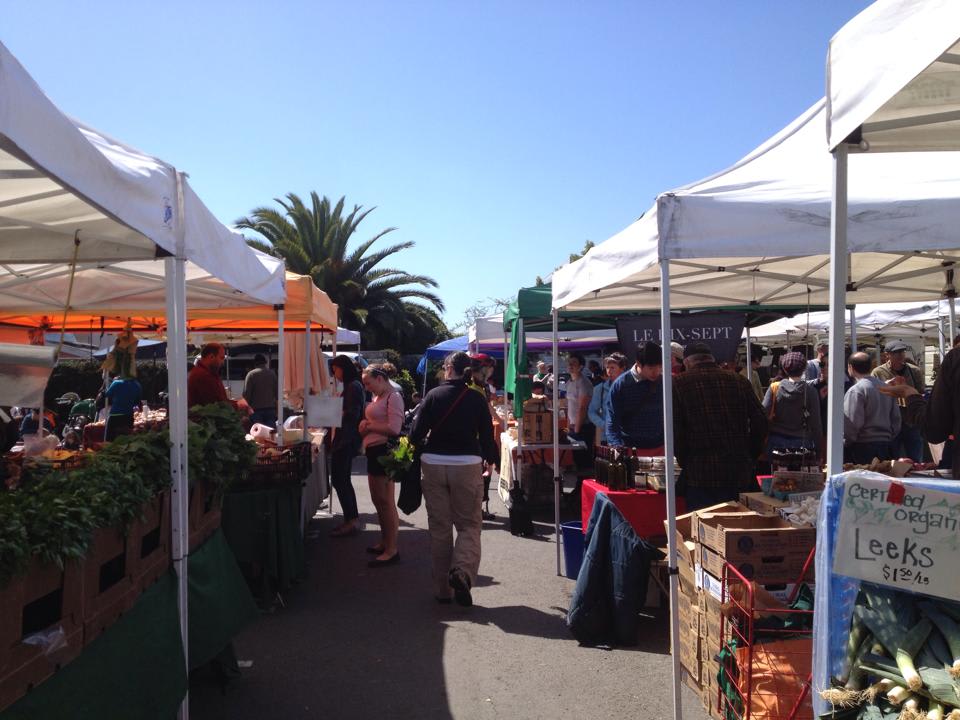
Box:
[81,524,139,644]
[129,491,171,592]
[188,479,221,553]
[0,560,84,711]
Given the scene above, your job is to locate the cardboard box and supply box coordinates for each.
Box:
[695,513,816,560]
[696,564,725,601]
[670,502,751,570]
[739,491,790,515]
[699,543,814,585]
[521,410,552,444]
[678,589,699,632]
[678,625,701,682]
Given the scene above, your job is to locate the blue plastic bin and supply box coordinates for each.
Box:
[561,521,584,579]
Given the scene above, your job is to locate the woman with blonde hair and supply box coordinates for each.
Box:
[359,364,405,566]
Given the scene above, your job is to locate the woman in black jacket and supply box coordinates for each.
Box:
[329,355,365,537]
[409,351,499,606]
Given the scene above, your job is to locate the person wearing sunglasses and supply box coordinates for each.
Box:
[359,364,405,566]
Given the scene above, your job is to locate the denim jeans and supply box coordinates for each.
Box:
[249,408,278,428]
[845,441,893,465]
[891,425,924,462]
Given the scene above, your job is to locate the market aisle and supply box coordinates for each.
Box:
[190,466,707,720]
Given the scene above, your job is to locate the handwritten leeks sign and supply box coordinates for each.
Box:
[834,474,960,600]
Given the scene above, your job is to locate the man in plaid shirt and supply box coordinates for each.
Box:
[674,341,768,510]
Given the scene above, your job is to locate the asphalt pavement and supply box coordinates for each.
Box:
[190,465,707,720]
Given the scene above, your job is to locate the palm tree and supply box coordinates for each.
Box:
[236,193,445,346]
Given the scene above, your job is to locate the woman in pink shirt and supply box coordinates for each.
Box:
[359,365,405,567]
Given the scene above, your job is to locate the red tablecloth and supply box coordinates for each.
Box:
[581,478,686,539]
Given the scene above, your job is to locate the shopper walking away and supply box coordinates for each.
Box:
[871,341,925,461]
[843,352,900,464]
[762,351,823,460]
[328,355,365,538]
[408,351,499,606]
[606,343,664,452]
[674,342,767,511]
[243,354,278,428]
[359,364,404,566]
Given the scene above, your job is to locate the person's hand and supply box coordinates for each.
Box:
[878,381,920,400]
[358,419,369,434]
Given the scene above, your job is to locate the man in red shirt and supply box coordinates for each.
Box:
[188,343,228,408]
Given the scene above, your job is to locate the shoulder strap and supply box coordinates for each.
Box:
[436,387,470,426]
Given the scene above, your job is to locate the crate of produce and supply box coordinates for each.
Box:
[81,524,139,643]
[0,560,84,712]
[129,491,171,592]
[188,479,221,552]
[240,443,312,487]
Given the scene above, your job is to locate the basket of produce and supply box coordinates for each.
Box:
[819,585,960,719]
[239,443,312,487]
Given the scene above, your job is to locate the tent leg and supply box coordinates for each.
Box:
[551,310,561,577]
[303,319,311,443]
[940,315,948,361]
[949,297,957,347]
[277,308,285,448]
[165,252,189,720]
[660,259,682,720]
[849,306,857,352]
[826,145,848,478]
[745,325,752,386]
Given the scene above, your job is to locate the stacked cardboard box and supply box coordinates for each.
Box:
[669,501,817,720]
[669,501,747,720]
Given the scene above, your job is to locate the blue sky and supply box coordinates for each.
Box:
[3,1,870,333]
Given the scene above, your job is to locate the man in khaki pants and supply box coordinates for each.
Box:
[409,352,500,606]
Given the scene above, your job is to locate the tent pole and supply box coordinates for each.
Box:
[850,306,857,351]
[745,324,752,386]
[949,297,957,347]
[826,145,849,478]
[941,315,948,361]
[659,258,682,720]
[276,307,285,447]
[167,171,190,720]
[551,309,560,577]
[303,319,311,442]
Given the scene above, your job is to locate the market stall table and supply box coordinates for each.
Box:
[496,430,585,504]
[581,479,686,540]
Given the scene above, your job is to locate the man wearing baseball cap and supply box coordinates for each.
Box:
[674,341,768,510]
[872,341,924,461]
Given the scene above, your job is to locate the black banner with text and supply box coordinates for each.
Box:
[616,313,746,363]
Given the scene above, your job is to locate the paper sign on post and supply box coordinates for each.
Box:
[834,474,960,600]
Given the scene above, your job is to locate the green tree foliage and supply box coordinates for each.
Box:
[235,192,447,350]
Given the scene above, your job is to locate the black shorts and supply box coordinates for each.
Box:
[365,443,391,476]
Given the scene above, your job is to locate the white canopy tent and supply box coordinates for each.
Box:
[553,100,960,314]
[747,300,947,346]
[1,40,285,718]
[554,87,960,720]
[468,312,617,350]
[817,2,960,715]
